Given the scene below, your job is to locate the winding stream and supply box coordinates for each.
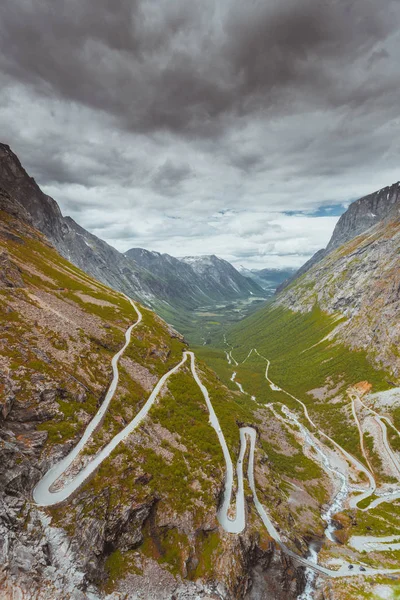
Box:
[281,406,349,542]
[222,339,400,587]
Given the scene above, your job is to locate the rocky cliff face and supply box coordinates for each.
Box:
[0,143,161,302]
[326,181,400,253]
[278,181,400,292]
[0,144,67,242]
[277,208,400,378]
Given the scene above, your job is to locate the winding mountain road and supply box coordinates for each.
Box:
[357,394,400,478]
[222,340,400,579]
[33,304,400,583]
[33,299,190,506]
[33,303,246,535]
[348,391,400,510]
[249,347,377,505]
[351,396,374,474]
[244,344,400,514]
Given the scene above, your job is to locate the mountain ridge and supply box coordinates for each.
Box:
[0,143,265,320]
[278,181,400,292]
[276,209,400,377]
[126,247,264,307]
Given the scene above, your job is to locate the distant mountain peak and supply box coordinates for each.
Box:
[127,248,266,304]
[125,247,162,259]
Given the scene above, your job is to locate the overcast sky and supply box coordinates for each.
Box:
[1,0,399,269]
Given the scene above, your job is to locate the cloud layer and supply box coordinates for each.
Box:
[1,0,399,267]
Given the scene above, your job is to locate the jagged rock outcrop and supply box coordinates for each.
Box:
[0,144,73,248]
[0,187,33,225]
[277,206,400,378]
[0,251,24,289]
[278,181,400,292]
[325,181,400,253]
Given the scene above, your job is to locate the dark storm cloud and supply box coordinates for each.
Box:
[0,0,229,135]
[151,160,193,194]
[0,0,399,268]
[367,47,390,68]
[1,0,399,136]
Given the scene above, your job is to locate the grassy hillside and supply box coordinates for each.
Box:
[0,207,189,449]
[196,304,390,463]
[1,206,288,595]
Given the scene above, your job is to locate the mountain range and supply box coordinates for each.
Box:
[0,178,297,600]
[125,248,264,307]
[0,143,265,325]
[1,143,400,600]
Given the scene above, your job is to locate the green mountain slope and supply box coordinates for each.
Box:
[0,190,307,599]
[0,143,266,341]
[200,305,389,455]
[195,197,400,600]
